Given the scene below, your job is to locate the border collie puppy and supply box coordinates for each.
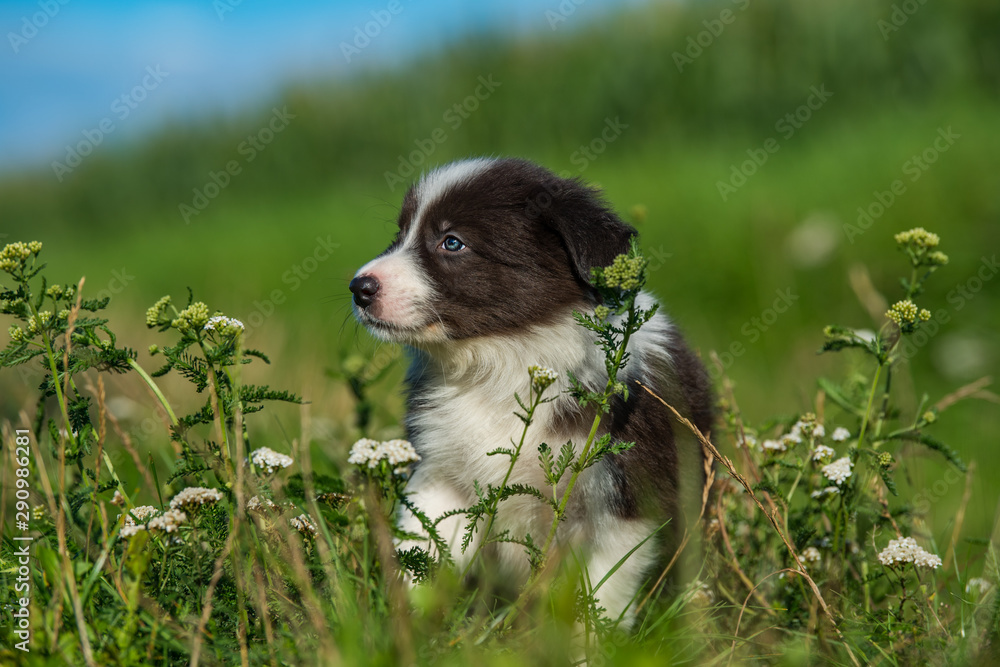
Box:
[349,157,713,624]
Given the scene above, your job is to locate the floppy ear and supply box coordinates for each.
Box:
[532,175,637,288]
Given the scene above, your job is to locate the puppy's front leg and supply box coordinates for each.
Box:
[584,518,659,629]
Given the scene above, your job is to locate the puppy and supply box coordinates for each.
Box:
[349,157,713,625]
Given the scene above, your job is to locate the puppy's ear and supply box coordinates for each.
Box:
[531,175,637,288]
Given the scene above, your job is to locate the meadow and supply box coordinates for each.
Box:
[1,0,999,664]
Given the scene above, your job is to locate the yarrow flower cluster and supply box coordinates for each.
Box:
[812,444,836,462]
[789,414,824,441]
[124,506,159,525]
[171,302,210,332]
[146,296,172,327]
[831,427,851,442]
[528,365,559,392]
[598,253,646,291]
[894,227,939,249]
[251,447,294,474]
[811,486,841,499]
[886,299,931,327]
[148,509,187,534]
[170,487,224,510]
[0,241,42,273]
[247,495,277,512]
[290,514,317,537]
[763,439,786,454]
[877,536,943,569]
[348,438,421,473]
[120,505,161,539]
[802,546,822,565]
[204,315,245,337]
[822,457,853,486]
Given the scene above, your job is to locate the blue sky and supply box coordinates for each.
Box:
[0,0,644,172]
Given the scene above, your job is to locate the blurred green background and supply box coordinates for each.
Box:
[2,0,998,548]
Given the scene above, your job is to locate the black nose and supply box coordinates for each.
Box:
[349,275,380,308]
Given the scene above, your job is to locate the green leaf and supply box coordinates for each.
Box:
[817,377,863,417]
[885,431,967,472]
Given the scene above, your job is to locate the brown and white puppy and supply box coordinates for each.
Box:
[350,157,713,625]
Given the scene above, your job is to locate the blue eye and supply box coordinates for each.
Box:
[442,235,465,252]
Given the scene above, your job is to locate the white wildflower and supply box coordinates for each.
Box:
[251,447,294,474]
[111,490,125,507]
[812,424,826,438]
[802,546,822,565]
[247,495,277,512]
[739,433,758,449]
[782,431,803,446]
[348,438,420,473]
[203,315,245,335]
[831,427,851,442]
[528,365,559,392]
[822,456,853,486]
[381,439,420,466]
[811,486,840,499]
[123,505,159,526]
[347,438,380,466]
[812,444,836,462]
[148,509,187,533]
[170,486,224,510]
[120,524,146,539]
[966,578,992,595]
[877,536,942,569]
[763,439,786,453]
[290,513,317,537]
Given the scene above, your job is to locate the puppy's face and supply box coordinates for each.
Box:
[350,158,635,346]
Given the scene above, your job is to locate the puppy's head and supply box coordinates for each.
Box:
[350,158,635,346]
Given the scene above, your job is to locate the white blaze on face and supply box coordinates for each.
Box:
[353,158,494,344]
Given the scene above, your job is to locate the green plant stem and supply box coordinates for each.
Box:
[128,357,179,426]
[538,311,635,563]
[461,388,544,579]
[856,363,883,453]
[28,287,75,445]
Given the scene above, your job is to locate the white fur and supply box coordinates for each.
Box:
[400,293,674,625]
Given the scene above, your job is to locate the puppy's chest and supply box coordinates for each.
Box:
[408,382,586,492]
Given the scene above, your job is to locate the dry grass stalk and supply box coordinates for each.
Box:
[635,380,861,667]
